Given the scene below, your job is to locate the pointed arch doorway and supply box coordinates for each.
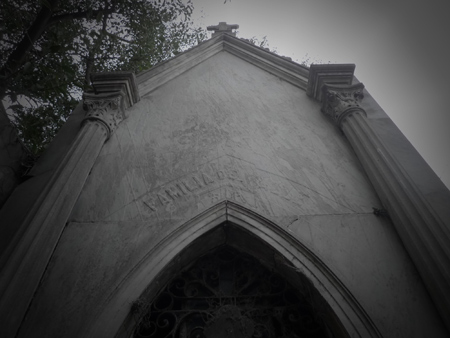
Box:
[132,245,340,337]
[86,201,381,338]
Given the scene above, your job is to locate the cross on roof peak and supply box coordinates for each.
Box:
[207,22,239,37]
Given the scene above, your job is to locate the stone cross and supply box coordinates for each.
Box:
[207,22,239,37]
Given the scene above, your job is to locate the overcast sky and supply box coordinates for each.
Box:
[192,0,450,189]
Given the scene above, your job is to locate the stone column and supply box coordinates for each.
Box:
[321,82,450,331]
[0,72,139,338]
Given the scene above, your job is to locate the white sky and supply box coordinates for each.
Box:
[192,0,450,189]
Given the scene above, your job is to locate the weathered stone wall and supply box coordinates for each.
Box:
[17,52,447,337]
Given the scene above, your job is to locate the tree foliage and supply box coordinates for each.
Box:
[244,36,275,52]
[0,0,206,155]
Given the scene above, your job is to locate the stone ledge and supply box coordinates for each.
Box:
[89,71,140,109]
[307,64,356,102]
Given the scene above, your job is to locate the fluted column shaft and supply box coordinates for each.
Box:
[322,83,450,331]
[0,71,138,337]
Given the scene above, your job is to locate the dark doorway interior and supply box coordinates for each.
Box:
[133,246,336,338]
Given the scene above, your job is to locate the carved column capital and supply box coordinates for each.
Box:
[321,83,366,127]
[0,71,140,338]
[320,82,450,329]
[82,92,125,138]
[82,71,140,139]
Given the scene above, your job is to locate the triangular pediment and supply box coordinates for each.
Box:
[137,33,310,97]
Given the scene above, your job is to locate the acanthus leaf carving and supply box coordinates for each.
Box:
[81,71,139,139]
[82,93,124,139]
[321,83,366,127]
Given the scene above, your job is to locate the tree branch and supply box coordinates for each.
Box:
[105,32,132,44]
[0,2,119,99]
[0,0,59,98]
[47,8,115,26]
[84,1,111,88]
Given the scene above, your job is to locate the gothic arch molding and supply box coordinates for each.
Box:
[84,201,381,338]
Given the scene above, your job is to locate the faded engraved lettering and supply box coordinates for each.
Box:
[228,169,244,182]
[157,193,171,205]
[176,182,189,195]
[232,189,247,204]
[217,170,226,180]
[210,192,221,204]
[192,175,203,188]
[202,172,214,185]
[141,166,274,216]
[165,186,185,199]
[181,179,197,192]
[143,198,157,212]
[142,171,217,213]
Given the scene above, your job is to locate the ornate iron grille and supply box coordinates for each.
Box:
[133,247,332,338]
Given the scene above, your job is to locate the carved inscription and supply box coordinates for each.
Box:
[205,186,249,207]
[142,171,228,213]
[140,164,301,215]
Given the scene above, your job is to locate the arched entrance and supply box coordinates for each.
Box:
[84,201,381,337]
[132,245,340,337]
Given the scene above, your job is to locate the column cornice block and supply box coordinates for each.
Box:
[307,64,356,101]
[82,71,140,138]
[88,71,140,109]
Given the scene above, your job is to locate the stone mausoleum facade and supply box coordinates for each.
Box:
[1,23,450,337]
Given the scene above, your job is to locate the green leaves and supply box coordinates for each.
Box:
[1,0,206,156]
[10,98,76,155]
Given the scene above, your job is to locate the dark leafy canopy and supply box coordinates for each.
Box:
[0,0,206,155]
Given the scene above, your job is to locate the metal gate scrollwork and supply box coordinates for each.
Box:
[132,247,333,338]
